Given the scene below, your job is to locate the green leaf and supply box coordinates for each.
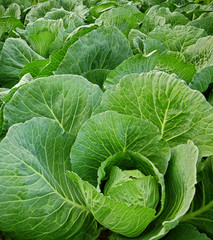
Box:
[163,223,210,240]
[142,5,189,33]
[23,19,67,57]
[43,8,84,31]
[208,90,213,106]
[71,111,170,186]
[117,141,198,240]
[67,172,156,238]
[105,166,160,209]
[4,75,102,135]
[104,52,196,88]
[181,156,213,238]
[96,5,144,36]
[148,25,207,53]
[25,0,60,24]
[4,3,21,19]
[29,31,55,58]
[184,36,213,71]
[0,38,43,87]
[23,24,98,78]
[97,151,165,217]
[90,2,119,18]
[0,117,99,240]
[104,54,158,89]
[189,65,213,92]
[188,13,213,35]
[19,59,50,78]
[0,17,24,40]
[55,26,133,83]
[100,71,213,157]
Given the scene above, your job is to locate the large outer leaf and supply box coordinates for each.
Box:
[148,25,207,53]
[55,26,133,80]
[95,5,144,36]
[117,141,198,240]
[0,117,99,240]
[0,38,43,87]
[71,111,170,185]
[163,223,210,240]
[100,71,213,157]
[142,5,189,33]
[181,156,213,238]
[67,172,156,238]
[184,36,213,71]
[104,52,196,88]
[4,75,102,135]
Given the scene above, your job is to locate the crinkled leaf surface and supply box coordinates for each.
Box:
[4,75,102,135]
[55,26,133,82]
[184,36,213,71]
[96,5,144,36]
[100,71,213,157]
[0,38,43,87]
[0,117,99,240]
[104,52,195,88]
[142,5,189,33]
[71,111,170,185]
[148,25,207,53]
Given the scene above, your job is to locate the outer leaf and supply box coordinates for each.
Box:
[181,156,213,238]
[55,26,133,83]
[104,52,196,88]
[67,172,156,238]
[189,66,213,92]
[0,38,43,87]
[4,75,102,135]
[0,117,99,240]
[117,141,198,240]
[142,5,189,33]
[184,36,213,71]
[188,13,213,35]
[71,111,170,185]
[96,5,144,36]
[104,54,158,89]
[163,223,210,240]
[21,24,98,78]
[25,0,60,24]
[100,71,213,157]
[148,25,207,53]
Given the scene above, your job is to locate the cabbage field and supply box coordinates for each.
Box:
[0,0,213,239]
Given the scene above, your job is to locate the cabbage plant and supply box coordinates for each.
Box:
[0,0,213,239]
[0,73,212,240]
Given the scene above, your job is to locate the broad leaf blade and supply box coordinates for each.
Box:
[4,75,102,135]
[71,111,170,185]
[0,38,43,87]
[148,25,207,53]
[100,71,213,157]
[55,26,133,83]
[0,117,99,240]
